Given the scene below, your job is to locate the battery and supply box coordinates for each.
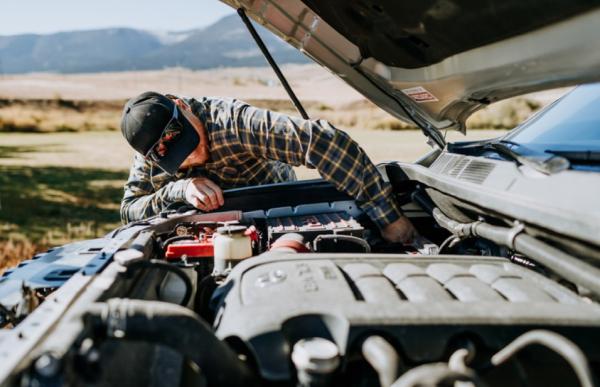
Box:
[267,212,363,243]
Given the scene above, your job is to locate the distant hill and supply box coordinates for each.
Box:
[0,14,308,74]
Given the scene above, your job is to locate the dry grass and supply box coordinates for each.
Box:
[251,97,545,130]
[0,96,543,134]
[0,98,123,133]
[0,97,397,133]
[0,237,38,274]
[467,97,542,129]
[0,222,116,273]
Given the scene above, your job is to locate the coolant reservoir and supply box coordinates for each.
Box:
[213,224,252,274]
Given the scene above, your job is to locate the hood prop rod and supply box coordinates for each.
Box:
[237,8,309,120]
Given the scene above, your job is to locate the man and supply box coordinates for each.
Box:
[120,91,417,243]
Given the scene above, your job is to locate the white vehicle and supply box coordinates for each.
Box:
[1,1,599,386]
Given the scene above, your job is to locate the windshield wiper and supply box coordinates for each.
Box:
[488,140,570,174]
[545,149,600,163]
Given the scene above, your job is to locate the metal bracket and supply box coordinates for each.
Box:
[506,221,525,250]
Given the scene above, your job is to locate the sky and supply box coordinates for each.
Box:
[0,0,235,36]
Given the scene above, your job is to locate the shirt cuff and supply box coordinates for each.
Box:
[359,195,403,230]
[164,178,191,203]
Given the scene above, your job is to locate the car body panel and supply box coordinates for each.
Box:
[384,157,600,248]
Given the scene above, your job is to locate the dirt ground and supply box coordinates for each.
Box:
[0,65,365,104]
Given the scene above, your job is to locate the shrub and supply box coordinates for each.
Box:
[0,237,40,274]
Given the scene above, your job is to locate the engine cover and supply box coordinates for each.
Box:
[266,211,364,244]
[213,253,600,381]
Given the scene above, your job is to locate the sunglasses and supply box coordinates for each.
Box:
[145,105,184,163]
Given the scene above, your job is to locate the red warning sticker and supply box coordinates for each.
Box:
[401,86,439,103]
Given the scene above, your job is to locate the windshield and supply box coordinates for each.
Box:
[504,83,600,153]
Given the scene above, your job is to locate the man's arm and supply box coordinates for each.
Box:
[120,154,189,223]
[221,99,405,232]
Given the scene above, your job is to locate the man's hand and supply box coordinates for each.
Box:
[381,216,418,244]
[185,177,224,212]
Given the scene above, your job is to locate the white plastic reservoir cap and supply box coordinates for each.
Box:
[291,337,340,374]
[216,224,247,235]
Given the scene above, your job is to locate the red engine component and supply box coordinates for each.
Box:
[165,232,215,261]
[164,223,258,261]
[165,240,213,260]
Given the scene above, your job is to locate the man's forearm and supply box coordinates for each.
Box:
[232,100,403,229]
[120,179,189,223]
[307,126,403,229]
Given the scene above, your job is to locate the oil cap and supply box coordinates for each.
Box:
[292,337,340,385]
[216,224,247,235]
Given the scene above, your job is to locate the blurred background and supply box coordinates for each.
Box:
[0,0,566,270]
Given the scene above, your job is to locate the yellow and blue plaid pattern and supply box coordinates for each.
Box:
[120,97,402,229]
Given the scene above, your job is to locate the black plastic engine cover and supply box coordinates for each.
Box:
[267,211,364,244]
[213,254,600,381]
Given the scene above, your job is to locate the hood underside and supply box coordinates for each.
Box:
[221,0,600,146]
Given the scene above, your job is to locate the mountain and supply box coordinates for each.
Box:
[0,15,308,74]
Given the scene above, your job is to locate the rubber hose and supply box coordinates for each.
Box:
[362,336,401,387]
[391,362,485,387]
[86,298,256,387]
[161,235,196,249]
[491,330,596,387]
[513,235,600,297]
[433,208,600,297]
[125,260,193,306]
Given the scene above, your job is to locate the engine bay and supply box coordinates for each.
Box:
[2,175,600,387]
[141,198,600,387]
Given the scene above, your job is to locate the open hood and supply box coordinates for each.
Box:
[220,0,600,147]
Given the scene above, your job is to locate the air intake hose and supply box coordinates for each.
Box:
[432,208,600,297]
[85,298,256,386]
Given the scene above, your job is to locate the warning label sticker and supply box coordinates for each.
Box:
[401,86,439,103]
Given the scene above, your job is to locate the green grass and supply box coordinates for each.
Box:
[0,165,125,244]
[0,164,125,271]
[0,139,128,270]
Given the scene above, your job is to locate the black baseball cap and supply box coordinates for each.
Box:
[121,91,200,175]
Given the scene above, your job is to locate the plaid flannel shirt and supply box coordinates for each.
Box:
[120,97,402,229]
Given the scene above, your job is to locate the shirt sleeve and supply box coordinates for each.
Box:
[120,153,190,223]
[225,99,403,229]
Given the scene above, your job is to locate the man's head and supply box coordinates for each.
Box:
[121,91,206,174]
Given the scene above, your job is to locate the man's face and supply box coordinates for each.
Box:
[169,98,210,169]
